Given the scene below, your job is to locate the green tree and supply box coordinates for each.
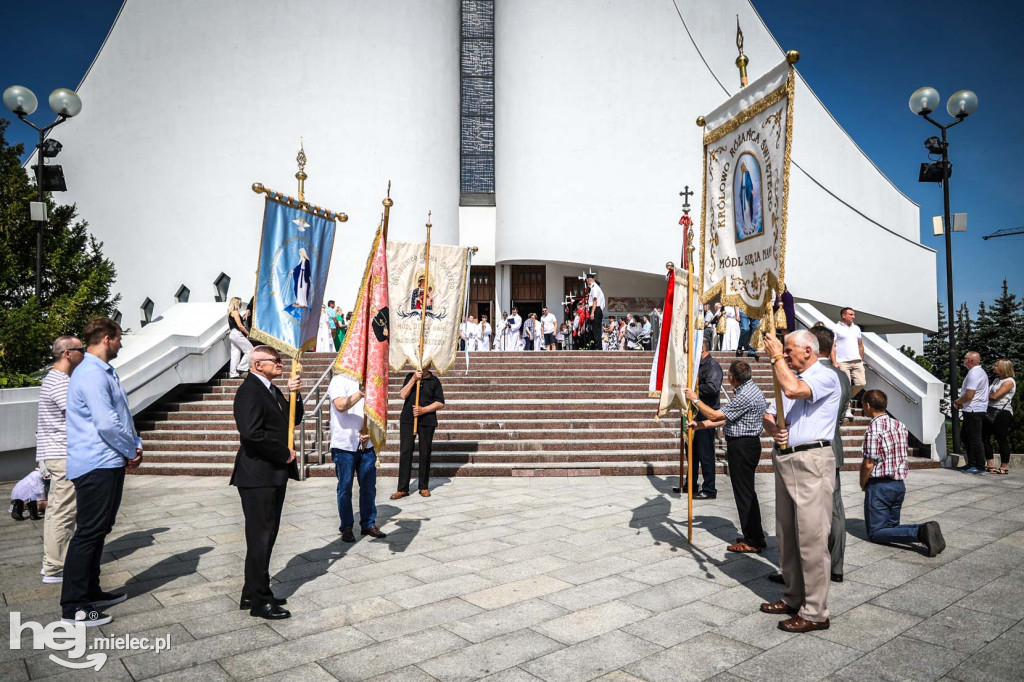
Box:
[922,301,949,382]
[0,118,119,384]
[985,280,1024,365]
[954,301,975,360]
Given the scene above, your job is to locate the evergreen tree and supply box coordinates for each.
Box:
[922,301,949,382]
[954,302,975,360]
[986,280,1024,365]
[973,300,995,366]
[0,118,119,385]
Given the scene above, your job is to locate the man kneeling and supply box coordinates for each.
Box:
[328,373,387,542]
[860,389,944,557]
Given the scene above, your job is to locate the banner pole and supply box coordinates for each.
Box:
[685,231,696,544]
[413,212,433,433]
[766,290,788,445]
[288,141,309,478]
[361,184,393,465]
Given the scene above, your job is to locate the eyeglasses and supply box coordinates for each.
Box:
[67,347,86,354]
[254,358,283,366]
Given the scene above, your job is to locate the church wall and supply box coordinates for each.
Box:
[51,0,461,324]
[493,0,934,333]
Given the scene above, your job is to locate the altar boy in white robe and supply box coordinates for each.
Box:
[479,315,493,351]
[506,308,523,351]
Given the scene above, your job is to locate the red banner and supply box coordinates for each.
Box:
[655,268,676,392]
[333,227,390,452]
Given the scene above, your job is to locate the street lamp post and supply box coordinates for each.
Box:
[909,86,978,457]
[2,85,83,299]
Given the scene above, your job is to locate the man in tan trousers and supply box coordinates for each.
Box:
[36,335,85,583]
[762,330,842,632]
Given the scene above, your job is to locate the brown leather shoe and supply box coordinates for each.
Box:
[361,526,387,538]
[778,615,830,632]
[390,491,409,500]
[727,541,764,554]
[419,489,431,497]
[760,600,798,615]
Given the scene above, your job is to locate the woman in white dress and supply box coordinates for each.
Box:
[317,304,336,353]
[227,297,253,378]
[722,305,741,352]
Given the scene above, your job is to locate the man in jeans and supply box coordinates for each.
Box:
[328,373,386,542]
[61,318,142,626]
[954,351,989,474]
[860,389,945,556]
[36,335,85,584]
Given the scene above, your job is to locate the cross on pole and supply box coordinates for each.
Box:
[679,185,694,215]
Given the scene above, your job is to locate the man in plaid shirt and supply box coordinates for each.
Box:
[860,389,945,557]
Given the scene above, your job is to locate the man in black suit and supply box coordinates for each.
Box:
[231,344,302,620]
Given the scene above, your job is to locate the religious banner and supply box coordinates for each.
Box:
[333,225,389,452]
[251,197,337,356]
[387,240,471,374]
[699,59,794,316]
[655,273,702,421]
[649,268,677,396]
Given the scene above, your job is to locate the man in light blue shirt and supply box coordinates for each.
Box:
[61,317,142,627]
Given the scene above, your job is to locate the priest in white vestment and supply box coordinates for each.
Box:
[506,308,523,351]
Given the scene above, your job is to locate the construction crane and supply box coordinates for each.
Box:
[982,227,1024,240]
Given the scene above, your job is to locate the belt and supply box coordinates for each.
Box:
[725,434,760,441]
[777,440,831,455]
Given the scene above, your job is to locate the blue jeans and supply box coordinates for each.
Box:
[864,478,920,544]
[332,448,377,531]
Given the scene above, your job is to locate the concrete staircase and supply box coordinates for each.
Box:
[134,350,937,477]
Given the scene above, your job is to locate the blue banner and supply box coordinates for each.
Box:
[251,198,336,356]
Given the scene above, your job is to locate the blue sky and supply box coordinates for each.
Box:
[2,1,1022,317]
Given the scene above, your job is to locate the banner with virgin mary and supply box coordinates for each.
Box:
[699,59,794,316]
[250,197,337,357]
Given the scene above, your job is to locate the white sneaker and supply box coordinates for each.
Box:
[62,609,112,627]
[845,409,854,420]
[42,573,63,584]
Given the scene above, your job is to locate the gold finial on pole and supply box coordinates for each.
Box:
[735,15,749,88]
[786,50,801,65]
[295,138,307,202]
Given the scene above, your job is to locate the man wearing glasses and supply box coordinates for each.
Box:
[36,336,85,585]
[230,345,302,620]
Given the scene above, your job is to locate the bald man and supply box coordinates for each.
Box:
[954,351,989,474]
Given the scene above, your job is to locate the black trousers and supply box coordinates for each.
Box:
[238,484,286,608]
[983,409,1013,465]
[725,436,765,545]
[960,411,986,468]
[692,427,716,494]
[592,307,603,348]
[829,467,846,576]
[61,466,125,615]
[398,423,435,492]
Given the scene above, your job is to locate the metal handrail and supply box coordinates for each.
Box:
[297,360,335,479]
[870,366,921,405]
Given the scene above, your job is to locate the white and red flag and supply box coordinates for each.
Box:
[333,226,390,452]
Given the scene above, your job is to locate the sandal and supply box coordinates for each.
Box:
[985,467,1001,474]
[995,468,1009,475]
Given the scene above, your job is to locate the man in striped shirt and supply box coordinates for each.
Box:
[36,335,85,584]
[860,389,945,557]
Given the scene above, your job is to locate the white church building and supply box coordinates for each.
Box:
[36,0,934,339]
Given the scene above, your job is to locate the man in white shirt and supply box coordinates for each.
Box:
[833,307,865,417]
[328,374,387,542]
[761,330,841,633]
[540,307,558,352]
[36,336,85,584]
[954,351,990,474]
[463,315,481,351]
[586,271,605,349]
[506,308,523,351]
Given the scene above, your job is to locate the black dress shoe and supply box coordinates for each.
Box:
[341,528,356,543]
[250,602,291,620]
[693,490,717,500]
[767,571,785,584]
[361,526,387,538]
[831,572,843,583]
[239,596,287,610]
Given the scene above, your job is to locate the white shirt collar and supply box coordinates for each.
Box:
[253,372,274,391]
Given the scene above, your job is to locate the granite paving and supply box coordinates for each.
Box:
[2,468,1022,680]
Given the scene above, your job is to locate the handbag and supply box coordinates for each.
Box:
[984,406,1001,425]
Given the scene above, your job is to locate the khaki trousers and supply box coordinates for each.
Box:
[773,444,835,623]
[40,458,77,576]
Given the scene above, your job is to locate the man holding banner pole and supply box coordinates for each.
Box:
[760,330,842,633]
